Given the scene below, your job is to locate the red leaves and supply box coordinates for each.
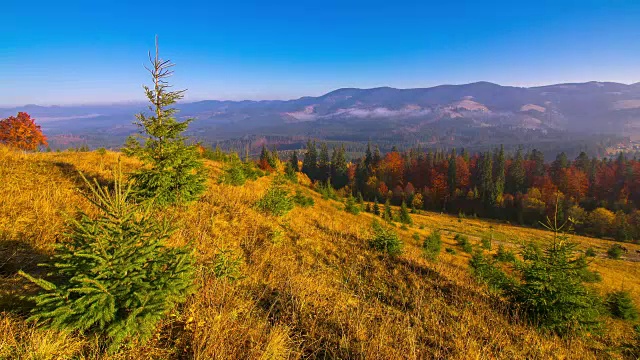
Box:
[0,112,48,151]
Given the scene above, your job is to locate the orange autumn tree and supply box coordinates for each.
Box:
[0,112,48,151]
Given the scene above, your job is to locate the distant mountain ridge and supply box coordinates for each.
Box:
[2,81,640,150]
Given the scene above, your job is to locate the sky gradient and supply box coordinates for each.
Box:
[2,0,640,106]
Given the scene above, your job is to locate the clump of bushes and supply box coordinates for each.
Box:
[369,221,403,256]
[469,250,514,291]
[585,247,597,257]
[481,236,492,250]
[422,230,442,260]
[292,190,314,208]
[316,181,338,200]
[454,234,473,253]
[606,290,638,321]
[607,244,625,260]
[218,156,265,186]
[256,178,294,216]
[345,194,361,215]
[494,244,516,263]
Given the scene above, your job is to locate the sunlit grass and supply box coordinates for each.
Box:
[0,145,638,359]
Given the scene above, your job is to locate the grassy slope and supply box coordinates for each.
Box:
[0,146,638,359]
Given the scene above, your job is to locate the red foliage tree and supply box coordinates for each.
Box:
[381,151,405,186]
[0,112,48,150]
[559,167,589,202]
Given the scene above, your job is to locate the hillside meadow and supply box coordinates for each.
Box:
[1,145,639,359]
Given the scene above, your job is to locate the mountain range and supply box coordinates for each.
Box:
[2,81,639,152]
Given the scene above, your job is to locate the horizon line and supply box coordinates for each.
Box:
[2,80,638,108]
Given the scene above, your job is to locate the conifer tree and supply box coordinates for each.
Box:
[124,38,205,205]
[289,150,299,171]
[373,197,381,215]
[552,152,569,183]
[398,200,413,225]
[364,142,373,169]
[507,147,526,194]
[383,198,393,222]
[448,149,457,196]
[480,152,494,206]
[302,140,318,181]
[259,145,272,169]
[270,145,280,168]
[331,144,349,189]
[20,163,195,351]
[372,145,382,168]
[318,142,331,183]
[574,151,590,173]
[492,145,506,205]
[530,149,545,178]
[345,194,361,215]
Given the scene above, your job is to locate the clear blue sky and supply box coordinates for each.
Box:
[2,0,640,106]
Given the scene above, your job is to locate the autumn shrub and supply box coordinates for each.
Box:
[607,244,624,259]
[469,250,513,291]
[587,208,615,238]
[494,244,516,263]
[454,234,473,253]
[344,195,361,215]
[422,230,442,260]
[256,179,294,217]
[585,247,596,257]
[606,290,638,321]
[481,236,492,250]
[292,190,314,208]
[316,181,338,200]
[369,220,403,256]
[19,166,196,352]
[219,162,247,186]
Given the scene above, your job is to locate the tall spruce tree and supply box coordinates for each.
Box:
[574,152,590,173]
[480,151,494,206]
[364,142,373,169]
[318,142,331,183]
[301,140,318,181]
[124,38,205,205]
[373,145,382,168]
[507,147,526,194]
[20,163,196,351]
[331,144,349,189]
[448,149,457,196]
[289,150,299,171]
[530,149,545,178]
[492,145,506,205]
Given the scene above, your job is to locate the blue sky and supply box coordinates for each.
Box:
[2,0,640,106]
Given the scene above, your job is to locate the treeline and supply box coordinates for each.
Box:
[286,141,640,241]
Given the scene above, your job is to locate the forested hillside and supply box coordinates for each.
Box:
[1,146,640,359]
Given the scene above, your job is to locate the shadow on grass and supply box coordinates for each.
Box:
[53,161,114,193]
[0,238,50,314]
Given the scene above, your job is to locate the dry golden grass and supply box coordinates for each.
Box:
[0,146,638,359]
